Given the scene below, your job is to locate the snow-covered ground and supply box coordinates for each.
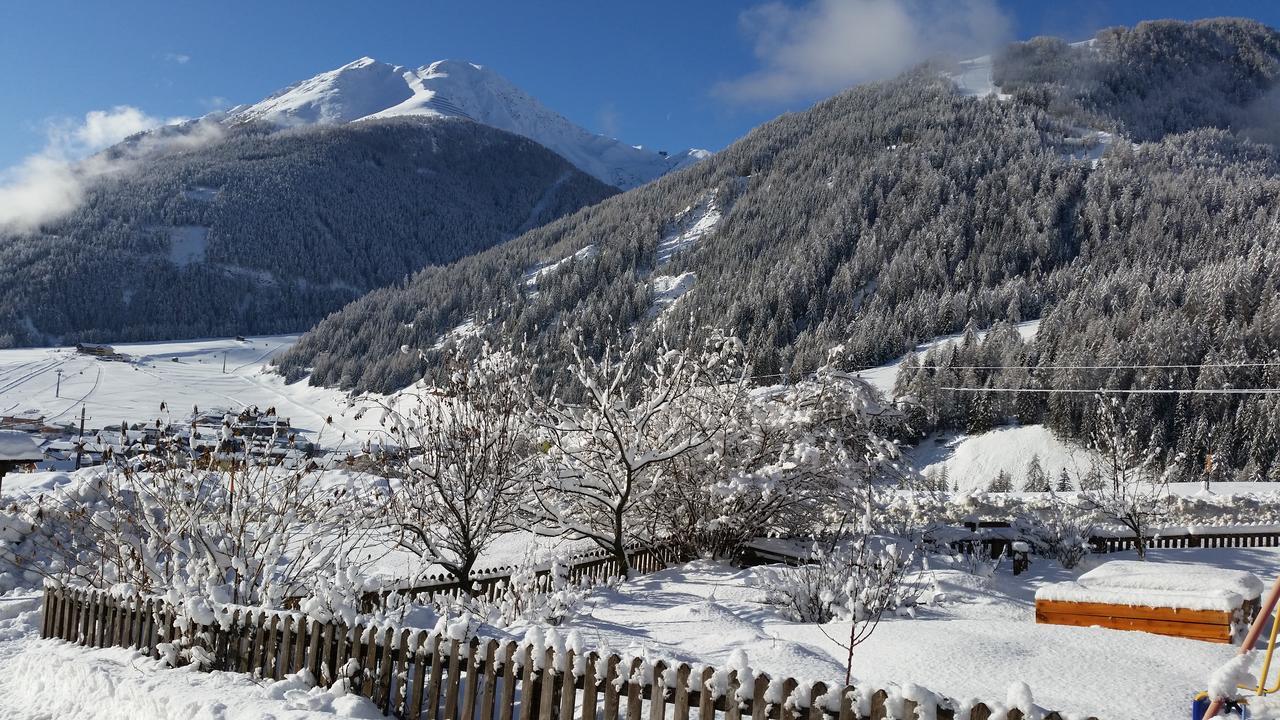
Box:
[908,425,1097,491]
[0,336,388,451]
[559,549,1274,720]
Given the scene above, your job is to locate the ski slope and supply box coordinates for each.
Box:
[0,336,384,449]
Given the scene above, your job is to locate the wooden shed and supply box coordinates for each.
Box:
[1035,560,1262,644]
[0,429,44,494]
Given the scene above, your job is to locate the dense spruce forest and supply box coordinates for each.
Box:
[278,18,1280,478]
[0,117,615,346]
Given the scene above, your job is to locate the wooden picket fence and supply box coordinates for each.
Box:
[951,526,1280,561]
[39,586,1090,720]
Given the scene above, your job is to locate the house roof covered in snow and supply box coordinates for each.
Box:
[0,430,44,462]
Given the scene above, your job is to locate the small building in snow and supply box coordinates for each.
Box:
[0,430,44,493]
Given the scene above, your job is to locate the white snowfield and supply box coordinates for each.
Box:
[1036,560,1264,612]
[563,551,1268,720]
[225,57,710,190]
[0,336,389,451]
[908,424,1099,491]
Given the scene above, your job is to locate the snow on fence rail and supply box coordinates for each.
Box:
[39,586,1092,720]
[383,543,680,605]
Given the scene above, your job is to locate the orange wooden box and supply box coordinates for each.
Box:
[1035,596,1259,644]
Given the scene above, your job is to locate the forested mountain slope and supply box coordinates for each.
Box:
[0,117,615,346]
[278,19,1280,477]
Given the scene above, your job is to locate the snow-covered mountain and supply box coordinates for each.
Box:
[225,57,709,190]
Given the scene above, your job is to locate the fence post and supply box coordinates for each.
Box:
[408,631,433,720]
[479,639,501,720]
[808,682,828,720]
[465,638,484,720]
[499,641,519,720]
[604,655,623,720]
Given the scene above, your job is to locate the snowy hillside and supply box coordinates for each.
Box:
[226,57,709,189]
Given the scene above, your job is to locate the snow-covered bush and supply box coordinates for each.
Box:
[1,445,371,606]
[762,536,917,624]
[761,529,917,684]
[299,560,384,628]
[439,548,594,628]
[1016,497,1094,569]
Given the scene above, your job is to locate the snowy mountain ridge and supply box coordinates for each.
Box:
[224,57,709,190]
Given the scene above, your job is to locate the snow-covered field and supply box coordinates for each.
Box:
[908,425,1097,491]
[559,549,1272,720]
[0,336,387,450]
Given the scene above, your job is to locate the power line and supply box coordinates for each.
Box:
[915,361,1280,371]
[940,386,1280,395]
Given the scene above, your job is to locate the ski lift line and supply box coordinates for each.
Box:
[914,361,1280,371]
[936,384,1280,394]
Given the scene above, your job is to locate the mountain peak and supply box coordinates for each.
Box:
[227,57,708,189]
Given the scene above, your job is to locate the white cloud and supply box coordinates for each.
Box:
[716,0,1012,103]
[164,52,191,65]
[0,106,206,233]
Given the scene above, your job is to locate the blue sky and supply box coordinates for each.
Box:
[2,0,1279,170]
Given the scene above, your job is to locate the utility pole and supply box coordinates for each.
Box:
[55,369,63,398]
[75,406,86,470]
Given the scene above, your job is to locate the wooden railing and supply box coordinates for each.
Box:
[40,588,1092,720]
[387,544,681,604]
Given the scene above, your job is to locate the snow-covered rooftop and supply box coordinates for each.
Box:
[0,430,43,462]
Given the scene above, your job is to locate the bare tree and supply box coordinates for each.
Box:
[374,343,537,590]
[529,330,740,576]
[1078,395,1176,559]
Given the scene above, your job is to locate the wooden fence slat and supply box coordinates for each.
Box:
[362,625,381,698]
[626,658,644,720]
[752,673,770,720]
[808,682,827,720]
[696,667,714,720]
[725,670,742,720]
[560,650,578,720]
[581,652,600,720]
[672,664,691,720]
[40,588,52,638]
[969,702,991,720]
[779,679,798,720]
[224,609,241,673]
[409,632,433,720]
[837,685,853,720]
[446,639,466,720]
[427,634,449,720]
[251,612,268,676]
[650,661,668,720]
[265,615,281,680]
[603,654,622,720]
[385,628,406,716]
[309,618,326,683]
[278,616,295,675]
[518,645,538,720]
[464,640,483,720]
[869,689,888,720]
[499,642,518,720]
[478,640,501,720]
[390,629,410,716]
[294,618,312,679]
[538,648,557,720]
